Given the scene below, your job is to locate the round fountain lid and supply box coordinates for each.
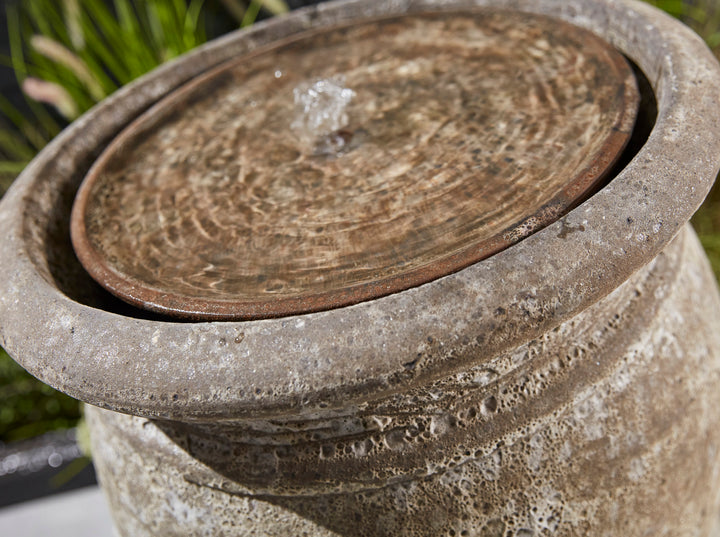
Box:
[70,9,639,320]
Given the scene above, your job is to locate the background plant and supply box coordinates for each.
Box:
[646,0,720,47]
[0,0,287,198]
[0,347,82,442]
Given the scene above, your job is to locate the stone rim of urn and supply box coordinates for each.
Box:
[1,0,718,420]
[1,0,720,511]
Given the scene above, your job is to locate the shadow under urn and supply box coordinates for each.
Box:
[1,1,720,536]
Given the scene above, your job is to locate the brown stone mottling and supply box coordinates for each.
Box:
[1,0,720,536]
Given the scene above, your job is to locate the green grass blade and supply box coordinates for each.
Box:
[0,91,32,129]
[172,0,188,20]
[89,0,156,77]
[143,2,170,62]
[62,0,85,50]
[23,50,95,113]
[111,0,157,73]
[186,0,207,46]
[219,0,246,24]
[0,129,36,161]
[77,20,133,83]
[29,35,106,101]
[0,93,50,151]
[154,2,185,57]
[241,0,262,27]
[0,160,30,174]
[113,0,141,34]
[24,0,61,40]
[74,46,119,97]
[649,0,685,18]
[260,0,289,16]
[7,5,61,137]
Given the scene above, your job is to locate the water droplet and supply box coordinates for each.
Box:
[291,76,356,151]
[48,452,63,468]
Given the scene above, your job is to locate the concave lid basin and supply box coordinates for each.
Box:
[70,9,638,320]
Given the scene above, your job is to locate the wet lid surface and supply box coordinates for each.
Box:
[70,9,638,320]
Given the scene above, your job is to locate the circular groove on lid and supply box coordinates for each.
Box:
[70,9,639,320]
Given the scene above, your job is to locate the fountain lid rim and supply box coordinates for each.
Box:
[0,0,718,420]
[69,9,639,320]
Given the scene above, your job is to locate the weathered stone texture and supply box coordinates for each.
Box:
[88,228,720,535]
[1,0,720,535]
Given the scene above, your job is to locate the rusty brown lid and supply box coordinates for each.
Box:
[70,9,639,321]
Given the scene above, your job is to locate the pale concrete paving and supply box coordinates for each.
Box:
[0,486,115,537]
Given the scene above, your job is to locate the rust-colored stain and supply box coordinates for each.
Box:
[70,9,638,320]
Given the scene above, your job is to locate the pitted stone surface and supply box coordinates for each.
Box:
[0,0,717,420]
[0,0,719,422]
[2,1,720,535]
[88,228,720,535]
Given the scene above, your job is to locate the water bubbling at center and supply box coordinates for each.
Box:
[291,76,356,152]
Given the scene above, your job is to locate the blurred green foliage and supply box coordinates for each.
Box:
[0,347,81,443]
[0,0,287,195]
[645,0,720,47]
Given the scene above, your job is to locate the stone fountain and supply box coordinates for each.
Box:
[1,0,720,535]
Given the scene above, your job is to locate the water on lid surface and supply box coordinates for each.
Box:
[72,9,638,319]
